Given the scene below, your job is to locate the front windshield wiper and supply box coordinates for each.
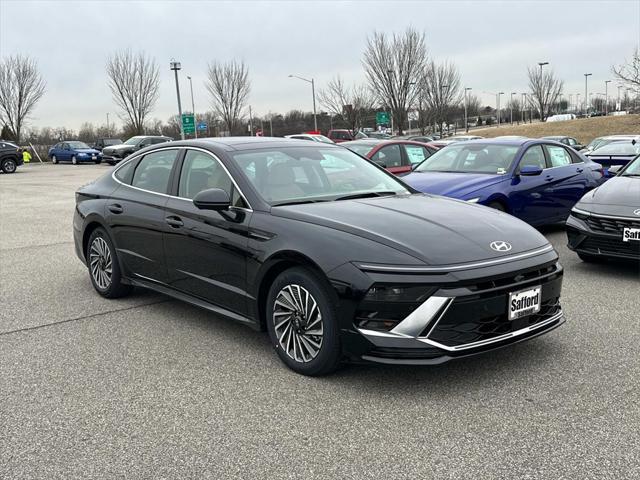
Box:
[273,199,329,207]
[334,191,398,201]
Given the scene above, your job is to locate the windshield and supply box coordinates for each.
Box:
[592,142,640,156]
[104,139,122,146]
[344,143,377,156]
[231,146,409,205]
[124,136,145,145]
[67,141,90,149]
[621,155,640,176]
[414,143,519,174]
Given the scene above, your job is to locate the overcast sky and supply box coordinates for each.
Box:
[1,0,638,131]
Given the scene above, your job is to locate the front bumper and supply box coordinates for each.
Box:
[566,212,640,261]
[335,249,565,365]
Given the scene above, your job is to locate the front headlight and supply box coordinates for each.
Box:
[571,207,591,220]
[466,197,481,203]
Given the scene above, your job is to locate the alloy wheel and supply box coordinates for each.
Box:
[3,160,16,173]
[72,155,78,165]
[89,237,112,290]
[52,155,57,164]
[273,284,324,363]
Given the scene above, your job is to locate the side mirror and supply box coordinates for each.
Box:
[519,164,543,176]
[193,188,231,211]
[607,165,622,176]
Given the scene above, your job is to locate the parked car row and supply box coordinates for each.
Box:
[48,135,172,165]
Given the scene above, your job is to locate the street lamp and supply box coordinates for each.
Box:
[170,60,185,140]
[187,76,197,139]
[464,87,472,132]
[289,74,317,132]
[604,80,611,115]
[538,61,549,75]
[521,93,527,123]
[584,73,592,115]
[510,92,517,124]
[497,92,504,126]
[106,112,110,135]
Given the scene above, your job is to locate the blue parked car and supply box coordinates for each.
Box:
[48,141,102,165]
[402,138,605,227]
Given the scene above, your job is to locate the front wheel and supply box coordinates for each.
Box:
[86,228,132,298]
[71,155,78,165]
[51,155,58,164]
[1,158,17,173]
[266,267,341,376]
[488,201,506,212]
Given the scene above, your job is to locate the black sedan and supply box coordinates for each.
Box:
[73,138,565,375]
[567,154,640,262]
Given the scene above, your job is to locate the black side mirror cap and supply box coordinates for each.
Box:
[193,188,231,211]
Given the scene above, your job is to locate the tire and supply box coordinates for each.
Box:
[94,159,101,165]
[71,155,78,165]
[488,201,506,212]
[266,267,341,376]
[51,155,58,164]
[1,158,17,174]
[86,227,132,299]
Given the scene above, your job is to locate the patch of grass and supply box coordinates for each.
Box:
[473,114,639,144]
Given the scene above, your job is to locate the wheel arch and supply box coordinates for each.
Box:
[484,194,511,213]
[254,251,328,331]
[81,216,110,260]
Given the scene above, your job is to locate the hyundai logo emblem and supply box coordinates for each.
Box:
[490,241,512,252]
[634,209,640,216]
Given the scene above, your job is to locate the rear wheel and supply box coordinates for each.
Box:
[1,158,17,173]
[266,267,341,376]
[86,228,132,298]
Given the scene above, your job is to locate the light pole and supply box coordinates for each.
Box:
[170,60,185,140]
[604,80,611,115]
[497,92,504,126]
[583,73,592,115]
[106,112,109,135]
[464,87,472,132]
[576,93,581,114]
[510,92,516,124]
[288,74,317,132]
[186,76,197,139]
[538,61,549,75]
[521,93,527,124]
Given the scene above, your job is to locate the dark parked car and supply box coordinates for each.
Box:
[542,136,584,151]
[583,138,640,172]
[402,139,604,227]
[48,141,102,164]
[344,139,438,175]
[102,135,172,165]
[326,129,354,143]
[93,138,123,151]
[0,140,22,173]
[566,154,640,262]
[74,138,564,375]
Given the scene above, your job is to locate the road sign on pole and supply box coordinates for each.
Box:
[197,122,207,131]
[376,111,390,126]
[182,114,195,134]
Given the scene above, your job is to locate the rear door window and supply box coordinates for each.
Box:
[544,145,573,167]
[131,149,178,194]
[404,145,432,165]
[371,145,402,167]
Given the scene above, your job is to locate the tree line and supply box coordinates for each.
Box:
[1,33,639,143]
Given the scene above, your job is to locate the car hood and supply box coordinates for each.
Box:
[576,176,640,216]
[105,144,135,151]
[272,194,549,266]
[402,171,508,198]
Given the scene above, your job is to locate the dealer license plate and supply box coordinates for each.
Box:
[622,228,640,242]
[508,286,541,320]
[92,155,97,160]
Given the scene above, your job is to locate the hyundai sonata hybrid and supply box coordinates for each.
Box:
[567,154,640,262]
[402,138,604,226]
[74,138,565,375]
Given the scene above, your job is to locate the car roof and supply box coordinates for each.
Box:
[167,136,342,152]
[542,136,567,140]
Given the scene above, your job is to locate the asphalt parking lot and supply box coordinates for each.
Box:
[1,163,639,479]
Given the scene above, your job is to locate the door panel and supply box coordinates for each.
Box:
[164,149,251,315]
[543,144,588,218]
[508,145,555,225]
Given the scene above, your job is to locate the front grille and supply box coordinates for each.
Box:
[426,271,563,348]
[585,216,640,235]
[428,299,561,347]
[581,236,640,258]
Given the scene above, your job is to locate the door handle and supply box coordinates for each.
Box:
[165,216,184,228]
[545,175,554,182]
[576,167,584,173]
[108,203,123,214]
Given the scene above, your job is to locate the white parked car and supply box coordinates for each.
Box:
[546,114,576,122]
[284,134,334,144]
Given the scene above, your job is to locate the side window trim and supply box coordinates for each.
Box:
[112,147,180,195]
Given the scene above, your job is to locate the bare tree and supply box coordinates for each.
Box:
[527,66,563,121]
[613,47,640,88]
[205,60,250,135]
[0,55,46,143]
[318,76,375,134]
[362,28,427,135]
[419,60,461,134]
[106,49,160,135]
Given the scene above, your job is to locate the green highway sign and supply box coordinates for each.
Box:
[376,111,390,125]
[182,114,195,134]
